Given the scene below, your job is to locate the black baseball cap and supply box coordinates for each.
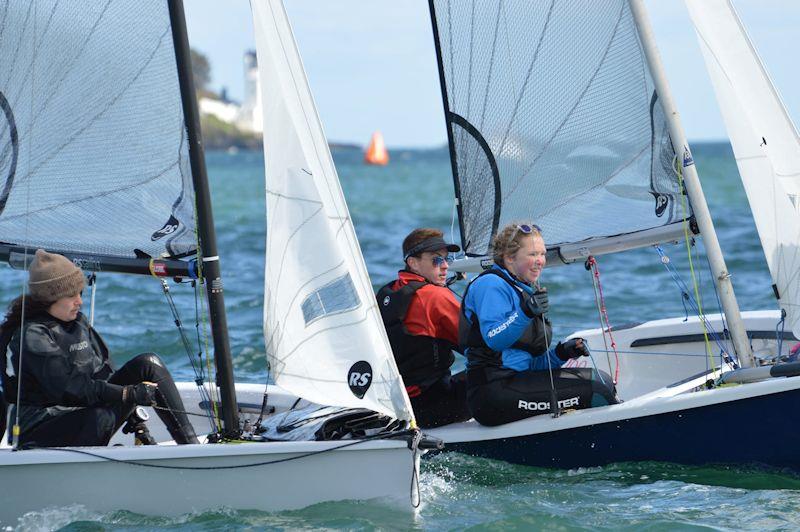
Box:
[403,237,460,261]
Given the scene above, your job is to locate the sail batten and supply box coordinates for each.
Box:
[253,0,412,421]
[430,0,691,257]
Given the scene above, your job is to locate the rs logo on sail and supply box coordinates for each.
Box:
[347,361,373,399]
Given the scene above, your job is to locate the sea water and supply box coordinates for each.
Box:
[4,143,799,530]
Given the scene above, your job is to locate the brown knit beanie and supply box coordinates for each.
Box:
[28,249,85,303]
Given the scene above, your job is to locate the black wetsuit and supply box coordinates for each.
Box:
[460,268,618,426]
[2,312,197,447]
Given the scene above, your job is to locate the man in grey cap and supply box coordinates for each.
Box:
[376,228,471,427]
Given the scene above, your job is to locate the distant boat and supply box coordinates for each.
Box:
[364,131,389,165]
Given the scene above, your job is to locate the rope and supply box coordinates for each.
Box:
[36,429,418,471]
[654,246,736,371]
[585,256,619,384]
[536,290,560,418]
[675,163,717,375]
[158,280,217,433]
[13,5,38,450]
[191,203,221,432]
[705,253,732,351]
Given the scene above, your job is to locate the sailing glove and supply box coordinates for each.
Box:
[123,382,158,406]
[555,338,590,361]
[522,288,549,317]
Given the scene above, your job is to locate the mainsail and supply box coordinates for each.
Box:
[252,1,413,421]
[429,0,691,257]
[0,2,196,260]
[686,0,800,338]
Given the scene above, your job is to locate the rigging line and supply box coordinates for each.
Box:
[590,347,734,358]
[702,243,731,352]
[675,166,717,374]
[587,257,619,383]
[587,257,616,383]
[159,278,217,428]
[36,429,418,471]
[13,0,38,452]
[191,196,220,432]
[654,246,734,365]
[496,2,628,207]
[539,308,560,418]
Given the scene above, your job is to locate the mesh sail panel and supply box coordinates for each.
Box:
[431,0,688,256]
[0,1,195,258]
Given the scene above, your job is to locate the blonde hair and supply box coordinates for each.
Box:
[491,221,542,266]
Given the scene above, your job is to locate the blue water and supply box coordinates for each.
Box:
[5,143,798,530]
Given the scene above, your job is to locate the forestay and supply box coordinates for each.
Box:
[686,0,800,338]
[252,0,413,421]
[0,2,196,259]
[429,0,691,257]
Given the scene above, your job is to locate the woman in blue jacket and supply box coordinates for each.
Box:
[460,223,617,426]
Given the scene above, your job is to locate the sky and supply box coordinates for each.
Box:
[183,1,800,148]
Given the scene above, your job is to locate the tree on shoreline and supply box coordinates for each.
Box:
[190,48,211,95]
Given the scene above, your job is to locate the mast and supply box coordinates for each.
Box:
[168,0,240,433]
[628,0,755,367]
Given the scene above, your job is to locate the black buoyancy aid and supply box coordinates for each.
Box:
[458,268,552,372]
[376,279,455,391]
[1,313,113,405]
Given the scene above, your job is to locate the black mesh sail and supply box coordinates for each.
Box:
[0,1,196,259]
[430,0,689,256]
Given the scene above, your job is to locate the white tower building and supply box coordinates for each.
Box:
[236,50,263,133]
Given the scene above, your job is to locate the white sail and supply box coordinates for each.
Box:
[686,0,800,337]
[251,0,413,421]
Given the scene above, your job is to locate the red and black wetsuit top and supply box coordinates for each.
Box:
[376,271,460,397]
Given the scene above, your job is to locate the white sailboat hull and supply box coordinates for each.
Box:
[0,383,420,525]
[564,310,794,400]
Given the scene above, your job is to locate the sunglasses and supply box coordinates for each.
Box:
[510,223,542,243]
[431,255,455,267]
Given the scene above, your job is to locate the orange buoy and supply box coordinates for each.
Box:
[364,131,389,166]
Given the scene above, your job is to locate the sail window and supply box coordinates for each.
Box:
[301,274,360,325]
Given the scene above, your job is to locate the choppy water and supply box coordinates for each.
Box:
[3,143,796,530]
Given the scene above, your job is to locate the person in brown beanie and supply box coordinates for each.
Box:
[0,249,199,447]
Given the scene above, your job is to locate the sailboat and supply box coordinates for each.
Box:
[423,0,800,471]
[0,0,425,523]
[365,131,390,165]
